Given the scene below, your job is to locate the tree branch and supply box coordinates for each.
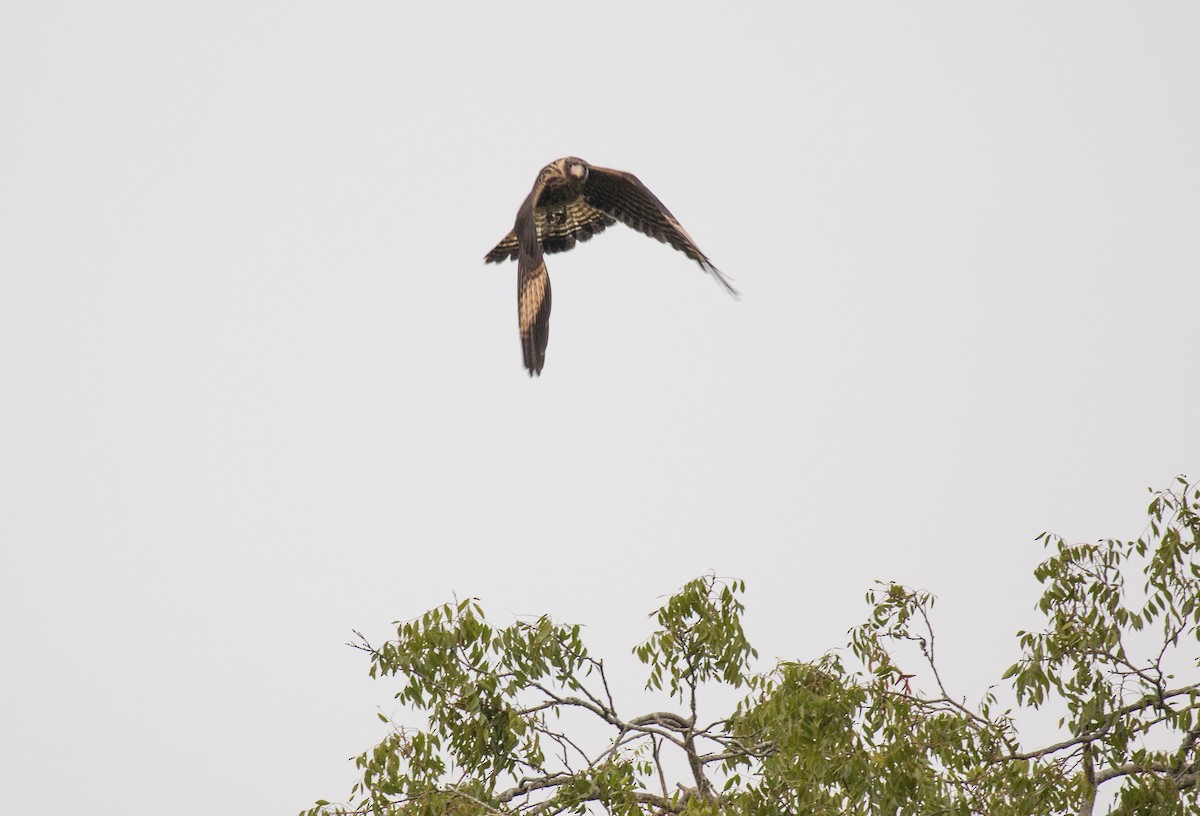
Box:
[1000,683,1200,762]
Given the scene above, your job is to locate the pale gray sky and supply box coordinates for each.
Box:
[2,3,1198,814]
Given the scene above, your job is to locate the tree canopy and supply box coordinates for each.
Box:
[305,478,1199,815]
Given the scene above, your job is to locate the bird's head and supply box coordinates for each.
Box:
[563,157,589,182]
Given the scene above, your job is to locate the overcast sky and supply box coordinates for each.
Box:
[2,3,1198,814]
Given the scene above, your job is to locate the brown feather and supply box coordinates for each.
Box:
[485,199,615,263]
[537,199,616,254]
[514,186,550,375]
[583,166,738,296]
[517,255,550,375]
[484,157,736,375]
[484,231,519,264]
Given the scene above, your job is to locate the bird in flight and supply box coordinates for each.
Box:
[485,157,737,376]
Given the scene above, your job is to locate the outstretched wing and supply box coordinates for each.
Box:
[582,166,738,296]
[485,199,617,263]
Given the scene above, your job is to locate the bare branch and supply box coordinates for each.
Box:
[627,712,694,731]
[652,736,669,799]
[1078,742,1096,816]
[998,683,1200,762]
[494,772,576,804]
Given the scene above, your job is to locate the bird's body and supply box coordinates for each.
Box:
[485,157,736,375]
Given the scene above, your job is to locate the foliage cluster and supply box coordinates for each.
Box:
[306,479,1199,815]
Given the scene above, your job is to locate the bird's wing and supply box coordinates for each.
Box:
[518,251,551,375]
[582,165,738,296]
[514,187,551,375]
[485,198,616,263]
[484,231,519,264]
[486,169,547,265]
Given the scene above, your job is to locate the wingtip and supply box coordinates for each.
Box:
[702,261,740,299]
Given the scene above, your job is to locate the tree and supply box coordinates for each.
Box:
[304,478,1200,816]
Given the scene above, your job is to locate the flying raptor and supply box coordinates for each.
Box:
[485,157,737,375]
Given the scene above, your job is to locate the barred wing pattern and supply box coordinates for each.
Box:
[582,166,738,296]
[485,200,616,264]
[518,253,551,375]
[485,157,735,376]
[513,187,552,375]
